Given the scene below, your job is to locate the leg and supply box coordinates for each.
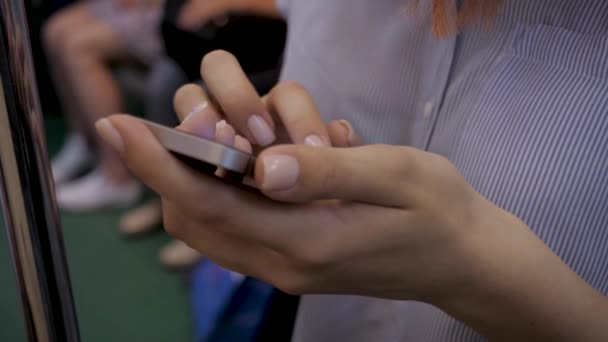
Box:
[57,16,133,183]
[43,3,94,132]
[52,12,144,211]
[43,4,98,183]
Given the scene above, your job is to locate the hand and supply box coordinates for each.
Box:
[96,50,487,302]
[171,51,360,150]
[97,50,608,342]
[97,112,488,303]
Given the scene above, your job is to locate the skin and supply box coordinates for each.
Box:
[96,49,608,341]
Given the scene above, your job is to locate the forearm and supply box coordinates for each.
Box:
[442,200,608,341]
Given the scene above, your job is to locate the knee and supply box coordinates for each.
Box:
[61,32,102,67]
[42,13,70,54]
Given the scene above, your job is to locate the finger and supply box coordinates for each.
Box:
[255,144,419,206]
[266,81,330,146]
[162,200,282,282]
[201,50,276,146]
[327,119,362,147]
[234,135,253,154]
[215,120,236,146]
[96,114,304,251]
[96,114,233,214]
[213,120,236,178]
[173,83,222,139]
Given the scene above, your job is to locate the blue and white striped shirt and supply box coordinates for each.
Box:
[277,0,608,340]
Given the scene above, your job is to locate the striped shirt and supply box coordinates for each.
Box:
[276,0,608,341]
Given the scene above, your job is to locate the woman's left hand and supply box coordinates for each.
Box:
[95,60,497,305]
[100,116,491,302]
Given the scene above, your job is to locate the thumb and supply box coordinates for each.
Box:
[255,144,418,206]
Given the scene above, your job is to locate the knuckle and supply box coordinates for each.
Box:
[273,270,310,296]
[189,195,229,226]
[290,239,334,274]
[162,216,182,238]
[386,145,418,178]
[161,205,186,238]
[193,206,225,227]
[272,80,308,99]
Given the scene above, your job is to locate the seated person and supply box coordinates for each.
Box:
[120,0,286,269]
[44,0,163,211]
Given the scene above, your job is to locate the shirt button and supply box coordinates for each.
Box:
[423,102,434,119]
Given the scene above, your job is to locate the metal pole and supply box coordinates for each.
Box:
[0,1,80,341]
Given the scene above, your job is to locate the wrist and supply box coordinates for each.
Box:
[436,200,522,318]
[434,198,608,341]
[425,196,506,307]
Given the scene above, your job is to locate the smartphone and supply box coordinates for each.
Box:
[137,118,257,186]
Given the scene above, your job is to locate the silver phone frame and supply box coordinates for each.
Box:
[138,118,254,175]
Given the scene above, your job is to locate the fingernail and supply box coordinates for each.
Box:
[248,115,275,146]
[184,102,209,121]
[304,134,325,147]
[338,119,356,146]
[95,119,124,153]
[261,155,299,192]
[215,120,235,146]
[183,102,215,139]
[216,119,227,130]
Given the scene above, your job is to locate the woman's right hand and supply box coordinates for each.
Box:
[172,50,360,150]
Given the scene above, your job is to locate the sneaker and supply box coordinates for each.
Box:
[159,239,202,269]
[56,169,142,212]
[119,198,162,236]
[51,133,92,184]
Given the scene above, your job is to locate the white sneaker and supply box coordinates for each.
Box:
[51,134,92,184]
[159,239,202,269]
[56,169,142,212]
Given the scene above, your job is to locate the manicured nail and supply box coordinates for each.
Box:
[247,115,275,146]
[304,134,325,147]
[95,119,124,153]
[182,102,215,139]
[215,120,235,146]
[234,135,253,154]
[184,102,209,121]
[338,119,357,146]
[261,155,299,191]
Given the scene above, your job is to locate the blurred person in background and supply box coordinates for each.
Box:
[44,0,164,211]
[119,0,286,269]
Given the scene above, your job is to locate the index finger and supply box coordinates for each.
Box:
[201,50,276,146]
[96,114,313,252]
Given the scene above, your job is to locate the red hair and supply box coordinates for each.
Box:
[410,0,503,37]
